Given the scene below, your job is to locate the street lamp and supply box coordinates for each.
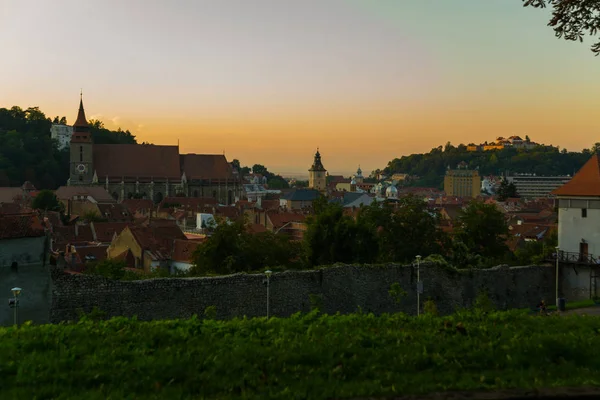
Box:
[416,255,422,316]
[265,270,272,319]
[555,247,560,309]
[9,287,22,326]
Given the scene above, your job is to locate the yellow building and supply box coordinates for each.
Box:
[308,149,327,191]
[444,163,481,198]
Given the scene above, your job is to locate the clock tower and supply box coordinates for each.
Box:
[308,148,327,191]
[69,93,94,185]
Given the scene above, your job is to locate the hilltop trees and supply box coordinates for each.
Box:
[0,106,139,189]
[523,0,600,55]
[384,144,590,188]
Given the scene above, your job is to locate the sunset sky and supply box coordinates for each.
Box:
[1,0,599,177]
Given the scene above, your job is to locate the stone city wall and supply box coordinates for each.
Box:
[49,263,592,323]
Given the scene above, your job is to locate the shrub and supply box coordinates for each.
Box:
[2,312,600,398]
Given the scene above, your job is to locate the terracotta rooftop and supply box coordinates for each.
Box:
[54,186,115,203]
[159,197,218,210]
[53,224,94,247]
[0,202,23,215]
[0,187,24,203]
[180,154,234,180]
[122,199,154,214]
[172,239,202,263]
[93,144,181,180]
[91,222,132,242]
[0,214,45,240]
[267,211,306,229]
[96,203,133,222]
[552,153,600,197]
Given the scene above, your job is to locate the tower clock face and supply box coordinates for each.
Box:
[76,164,86,174]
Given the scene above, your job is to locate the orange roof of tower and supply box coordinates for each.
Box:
[552,153,600,197]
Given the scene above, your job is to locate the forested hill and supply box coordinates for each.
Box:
[0,106,137,189]
[383,142,598,188]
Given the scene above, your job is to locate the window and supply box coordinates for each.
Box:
[582,208,587,218]
[79,145,83,162]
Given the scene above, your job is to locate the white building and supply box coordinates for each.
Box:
[507,174,571,199]
[553,154,600,262]
[50,124,73,150]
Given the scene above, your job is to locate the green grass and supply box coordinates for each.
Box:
[1,310,600,399]
[548,299,600,311]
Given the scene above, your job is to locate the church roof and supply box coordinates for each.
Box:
[73,97,89,128]
[93,144,181,179]
[552,153,600,197]
[180,154,234,180]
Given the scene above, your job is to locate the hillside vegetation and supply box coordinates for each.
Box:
[383,143,596,188]
[0,106,137,189]
[1,310,600,399]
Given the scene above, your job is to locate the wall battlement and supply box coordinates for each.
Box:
[48,263,590,323]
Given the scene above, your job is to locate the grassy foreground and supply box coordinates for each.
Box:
[1,310,600,399]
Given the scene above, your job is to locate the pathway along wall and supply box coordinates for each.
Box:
[50,263,587,323]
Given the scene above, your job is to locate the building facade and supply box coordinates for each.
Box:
[308,149,327,191]
[67,96,242,204]
[553,153,600,262]
[443,162,481,198]
[50,124,73,150]
[506,174,571,199]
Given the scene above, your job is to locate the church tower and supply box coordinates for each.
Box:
[308,148,327,191]
[69,93,94,185]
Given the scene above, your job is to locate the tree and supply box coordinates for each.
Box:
[455,201,509,260]
[523,0,600,55]
[31,190,63,212]
[514,229,558,265]
[303,201,367,266]
[267,176,289,190]
[190,220,299,275]
[358,196,446,263]
[252,164,268,176]
[496,179,519,201]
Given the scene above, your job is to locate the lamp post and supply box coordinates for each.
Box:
[265,270,272,319]
[10,287,22,326]
[416,255,422,316]
[555,247,560,308]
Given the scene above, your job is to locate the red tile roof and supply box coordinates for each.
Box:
[91,222,132,242]
[552,153,600,196]
[53,224,94,246]
[96,203,134,222]
[267,211,306,229]
[93,144,181,180]
[180,154,234,180]
[0,188,24,203]
[0,202,23,215]
[248,223,267,233]
[160,196,218,209]
[75,244,108,264]
[0,214,45,239]
[172,239,202,262]
[122,199,154,214]
[54,186,115,202]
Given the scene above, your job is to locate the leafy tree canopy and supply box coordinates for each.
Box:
[523,0,600,55]
[190,220,301,275]
[0,106,139,189]
[31,189,64,212]
[384,143,591,188]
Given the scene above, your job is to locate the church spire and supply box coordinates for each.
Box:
[73,91,89,129]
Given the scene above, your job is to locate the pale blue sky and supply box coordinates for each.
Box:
[1,1,597,176]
